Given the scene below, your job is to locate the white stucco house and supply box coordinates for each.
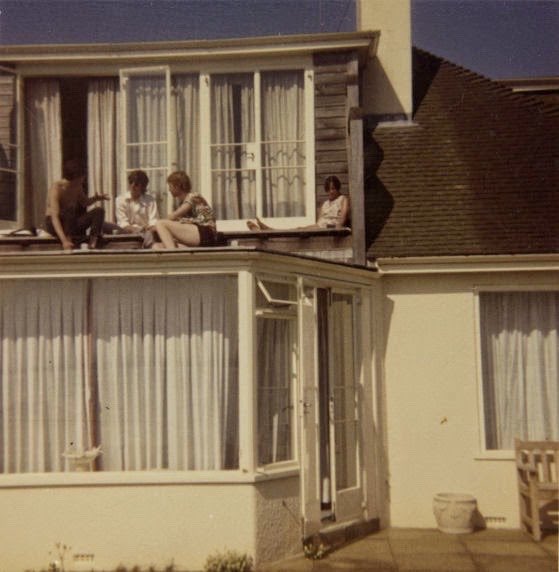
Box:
[0,1,556,570]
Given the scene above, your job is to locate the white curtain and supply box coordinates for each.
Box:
[125,74,168,214]
[0,280,91,473]
[174,74,200,194]
[480,291,559,450]
[87,78,120,222]
[261,71,305,218]
[93,276,239,471]
[257,318,293,465]
[26,80,62,227]
[210,74,255,220]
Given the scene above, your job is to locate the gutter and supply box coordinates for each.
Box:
[0,31,379,67]
[372,253,559,275]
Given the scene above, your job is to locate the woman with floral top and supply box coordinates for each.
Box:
[154,171,217,249]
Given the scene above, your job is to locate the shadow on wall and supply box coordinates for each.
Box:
[362,125,394,251]
[412,49,441,116]
[362,58,408,118]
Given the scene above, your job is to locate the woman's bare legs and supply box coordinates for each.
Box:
[154,220,201,249]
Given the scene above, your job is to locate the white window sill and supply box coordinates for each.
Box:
[0,467,299,489]
[254,461,300,481]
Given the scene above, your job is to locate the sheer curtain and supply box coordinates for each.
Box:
[261,71,305,218]
[0,279,91,473]
[480,291,559,450]
[93,276,239,471]
[26,80,62,227]
[87,79,120,222]
[211,74,255,220]
[125,74,168,214]
[257,318,293,465]
[174,74,200,193]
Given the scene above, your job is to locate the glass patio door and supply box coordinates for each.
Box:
[328,292,362,522]
[301,286,363,533]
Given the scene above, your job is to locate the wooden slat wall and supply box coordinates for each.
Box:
[313,52,352,209]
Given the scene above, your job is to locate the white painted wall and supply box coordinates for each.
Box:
[0,479,300,571]
[380,270,559,529]
[356,0,412,117]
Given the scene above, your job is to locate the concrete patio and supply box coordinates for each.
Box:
[260,528,558,572]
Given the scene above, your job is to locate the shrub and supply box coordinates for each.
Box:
[204,549,253,572]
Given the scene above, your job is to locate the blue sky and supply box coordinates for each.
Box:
[0,1,557,79]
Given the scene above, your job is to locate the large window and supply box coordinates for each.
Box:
[8,65,313,231]
[0,276,239,473]
[479,291,559,450]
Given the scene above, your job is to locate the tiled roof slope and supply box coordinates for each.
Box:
[365,48,559,259]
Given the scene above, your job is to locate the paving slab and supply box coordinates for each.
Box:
[257,529,558,572]
[473,554,557,572]
[462,538,547,557]
[389,538,467,555]
[392,552,476,572]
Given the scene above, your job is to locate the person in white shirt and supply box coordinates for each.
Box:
[246,175,349,231]
[115,170,159,247]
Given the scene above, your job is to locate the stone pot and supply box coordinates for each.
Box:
[433,492,477,534]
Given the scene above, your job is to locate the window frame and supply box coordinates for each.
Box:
[119,65,174,215]
[11,57,315,229]
[474,284,559,460]
[199,67,315,231]
[0,66,23,230]
[254,274,299,470]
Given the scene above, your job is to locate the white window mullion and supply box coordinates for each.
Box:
[119,70,129,202]
[254,71,263,218]
[304,68,315,220]
[199,73,211,200]
[166,68,177,173]
[238,270,256,473]
[15,71,24,228]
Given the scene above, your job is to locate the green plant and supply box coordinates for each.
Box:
[303,535,328,560]
[204,549,253,572]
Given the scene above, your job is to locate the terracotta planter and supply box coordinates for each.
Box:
[433,493,477,534]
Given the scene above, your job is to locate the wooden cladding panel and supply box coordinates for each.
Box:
[313,52,351,199]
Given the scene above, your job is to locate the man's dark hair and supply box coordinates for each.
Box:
[62,159,84,180]
[128,169,149,189]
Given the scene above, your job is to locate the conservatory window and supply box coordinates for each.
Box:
[0,275,239,473]
[479,291,559,450]
[255,279,297,466]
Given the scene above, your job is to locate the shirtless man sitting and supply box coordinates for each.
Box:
[45,159,109,250]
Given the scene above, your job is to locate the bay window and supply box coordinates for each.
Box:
[0,275,239,473]
[479,290,559,450]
